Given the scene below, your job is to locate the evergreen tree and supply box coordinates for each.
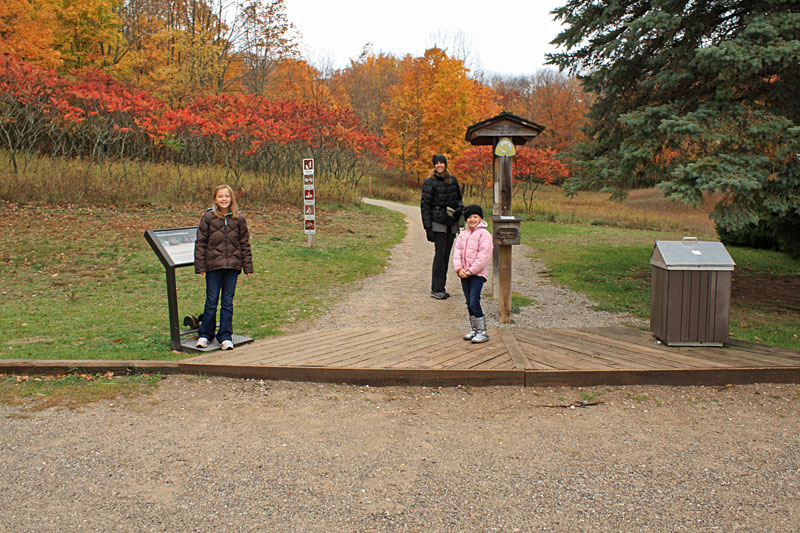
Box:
[548,0,800,255]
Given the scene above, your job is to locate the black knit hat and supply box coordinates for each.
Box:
[463,204,483,220]
[432,154,447,167]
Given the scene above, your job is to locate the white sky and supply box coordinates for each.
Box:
[283,0,566,77]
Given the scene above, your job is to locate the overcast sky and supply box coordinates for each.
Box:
[282,0,566,76]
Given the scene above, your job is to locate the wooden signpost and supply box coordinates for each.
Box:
[303,158,316,248]
[465,112,545,323]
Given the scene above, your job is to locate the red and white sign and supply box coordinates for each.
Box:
[303,158,315,234]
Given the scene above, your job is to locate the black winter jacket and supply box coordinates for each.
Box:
[420,171,463,230]
[194,210,254,274]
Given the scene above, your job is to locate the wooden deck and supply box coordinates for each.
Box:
[180,326,800,387]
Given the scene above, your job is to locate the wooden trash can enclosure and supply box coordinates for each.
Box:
[650,238,736,346]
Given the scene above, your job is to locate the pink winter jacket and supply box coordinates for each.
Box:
[453,221,493,280]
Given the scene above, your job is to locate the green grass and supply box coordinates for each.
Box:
[521,220,800,350]
[1,202,405,360]
[511,294,534,314]
[0,373,164,411]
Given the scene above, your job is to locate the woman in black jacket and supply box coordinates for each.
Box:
[420,154,463,299]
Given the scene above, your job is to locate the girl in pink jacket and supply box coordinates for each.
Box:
[453,204,493,343]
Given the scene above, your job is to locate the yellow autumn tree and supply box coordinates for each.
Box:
[52,0,121,69]
[383,47,499,179]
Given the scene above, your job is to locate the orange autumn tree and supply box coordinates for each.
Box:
[383,47,499,182]
[488,69,591,154]
[331,48,400,137]
[0,0,120,70]
[0,0,61,68]
[262,58,331,104]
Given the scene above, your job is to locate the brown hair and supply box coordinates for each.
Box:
[428,168,453,184]
[212,184,239,218]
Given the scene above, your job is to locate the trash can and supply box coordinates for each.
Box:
[650,237,736,346]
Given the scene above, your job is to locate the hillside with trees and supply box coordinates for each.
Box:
[0,0,576,203]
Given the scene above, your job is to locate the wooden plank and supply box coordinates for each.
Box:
[515,330,641,370]
[417,341,492,368]
[601,327,798,368]
[723,339,800,362]
[514,334,610,370]
[317,330,457,368]
[441,344,509,370]
[544,329,675,370]
[464,348,511,370]
[357,330,456,368]
[0,360,181,374]
[300,330,428,367]
[184,328,345,363]
[525,367,800,388]
[194,328,377,366]
[471,353,515,370]
[556,328,733,369]
[246,329,400,366]
[399,333,490,368]
[179,362,525,386]
[498,329,531,369]
[255,328,401,365]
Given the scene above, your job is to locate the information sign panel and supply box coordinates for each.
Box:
[144,227,197,268]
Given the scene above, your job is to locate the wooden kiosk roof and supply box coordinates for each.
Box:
[465,111,546,146]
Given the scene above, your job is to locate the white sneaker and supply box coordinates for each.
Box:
[196,337,209,348]
[220,340,234,350]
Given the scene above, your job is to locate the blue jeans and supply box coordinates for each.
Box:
[198,269,239,343]
[461,275,485,318]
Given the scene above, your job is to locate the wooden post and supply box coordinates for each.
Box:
[497,245,512,323]
[496,155,514,323]
[464,112,546,324]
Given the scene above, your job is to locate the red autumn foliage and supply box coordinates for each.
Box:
[452,145,568,209]
[0,55,386,189]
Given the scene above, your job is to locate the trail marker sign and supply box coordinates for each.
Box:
[303,158,316,246]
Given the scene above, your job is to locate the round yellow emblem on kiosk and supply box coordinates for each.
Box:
[495,137,516,157]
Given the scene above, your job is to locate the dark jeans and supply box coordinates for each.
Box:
[461,275,486,318]
[431,230,455,293]
[198,268,239,342]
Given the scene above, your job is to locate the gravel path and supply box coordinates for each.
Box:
[1,199,798,531]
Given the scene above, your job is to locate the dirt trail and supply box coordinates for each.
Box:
[290,198,640,332]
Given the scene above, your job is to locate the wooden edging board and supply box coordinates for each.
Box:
[178,363,525,387]
[0,360,181,375]
[524,367,800,387]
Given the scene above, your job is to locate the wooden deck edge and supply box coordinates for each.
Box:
[524,367,800,387]
[178,362,525,387]
[0,360,182,375]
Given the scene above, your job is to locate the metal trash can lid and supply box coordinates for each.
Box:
[650,237,735,271]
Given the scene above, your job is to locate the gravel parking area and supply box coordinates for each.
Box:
[2,199,797,531]
[2,378,799,531]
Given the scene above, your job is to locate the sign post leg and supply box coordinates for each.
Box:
[497,245,513,323]
[165,267,182,351]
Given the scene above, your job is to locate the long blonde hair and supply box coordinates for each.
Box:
[212,184,239,218]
